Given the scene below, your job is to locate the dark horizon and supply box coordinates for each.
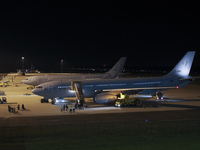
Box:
[0,1,200,73]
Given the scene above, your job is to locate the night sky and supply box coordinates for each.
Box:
[0,1,200,72]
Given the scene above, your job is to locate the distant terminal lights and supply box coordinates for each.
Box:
[25,69,40,73]
[17,69,40,73]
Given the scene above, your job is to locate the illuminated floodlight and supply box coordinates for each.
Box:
[22,57,25,70]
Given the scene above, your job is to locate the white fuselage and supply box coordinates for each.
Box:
[32,76,187,99]
[22,74,106,86]
[22,57,127,86]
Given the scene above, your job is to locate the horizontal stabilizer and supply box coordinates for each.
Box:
[179,76,200,80]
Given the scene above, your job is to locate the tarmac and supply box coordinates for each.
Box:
[0,73,200,127]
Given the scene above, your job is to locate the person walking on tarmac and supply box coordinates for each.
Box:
[61,105,63,112]
[22,104,26,110]
[8,105,10,112]
[73,106,75,112]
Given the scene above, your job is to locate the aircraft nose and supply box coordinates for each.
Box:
[32,87,44,96]
[21,79,30,84]
[32,88,39,95]
[21,80,26,84]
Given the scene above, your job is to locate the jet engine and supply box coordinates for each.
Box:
[93,93,117,104]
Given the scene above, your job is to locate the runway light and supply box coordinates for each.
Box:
[176,86,179,89]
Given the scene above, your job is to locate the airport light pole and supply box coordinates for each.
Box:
[61,59,63,73]
[22,57,24,71]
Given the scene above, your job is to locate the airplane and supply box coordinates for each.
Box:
[22,57,127,87]
[0,74,12,87]
[32,51,196,105]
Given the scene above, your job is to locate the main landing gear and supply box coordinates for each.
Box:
[40,98,49,103]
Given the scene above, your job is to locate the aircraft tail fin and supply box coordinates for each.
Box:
[103,57,126,78]
[164,51,195,78]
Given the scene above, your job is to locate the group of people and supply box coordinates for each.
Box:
[60,105,68,112]
[8,105,18,114]
[60,105,76,113]
[8,104,26,114]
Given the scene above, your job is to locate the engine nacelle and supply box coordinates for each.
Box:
[93,93,117,104]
